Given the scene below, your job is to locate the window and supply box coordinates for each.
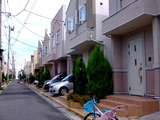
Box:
[52,35,56,48]
[56,31,60,45]
[79,5,86,24]
[43,48,45,56]
[67,17,74,33]
[45,47,47,55]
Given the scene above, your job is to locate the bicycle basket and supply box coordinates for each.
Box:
[83,100,94,112]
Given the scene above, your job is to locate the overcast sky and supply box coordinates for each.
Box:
[1,0,70,72]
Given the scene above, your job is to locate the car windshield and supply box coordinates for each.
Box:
[50,73,64,82]
[61,74,72,82]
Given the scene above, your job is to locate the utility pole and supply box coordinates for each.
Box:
[7,26,14,83]
[0,0,1,87]
[0,0,3,88]
[12,51,15,80]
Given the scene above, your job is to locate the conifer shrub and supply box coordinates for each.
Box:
[87,44,113,100]
[44,67,51,80]
[38,67,45,87]
[72,57,88,95]
[29,73,35,83]
[38,67,51,88]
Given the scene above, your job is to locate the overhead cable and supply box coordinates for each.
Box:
[12,15,44,40]
[13,0,30,17]
[24,9,52,20]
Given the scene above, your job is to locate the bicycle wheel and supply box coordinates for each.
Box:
[84,113,101,120]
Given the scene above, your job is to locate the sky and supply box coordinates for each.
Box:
[1,0,70,72]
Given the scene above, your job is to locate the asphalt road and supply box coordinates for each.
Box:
[0,81,71,120]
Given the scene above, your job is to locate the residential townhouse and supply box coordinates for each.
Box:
[24,60,32,79]
[41,29,54,76]
[33,51,37,77]
[48,5,67,76]
[34,0,111,78]
[34,5,68,78]
[102,0,160,103]
[65,0,111,74]
[35,40,43,77]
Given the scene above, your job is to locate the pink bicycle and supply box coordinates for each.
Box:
[83,97,126,120]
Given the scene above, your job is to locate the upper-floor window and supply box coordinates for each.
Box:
[43,48,45,56]
[79,5,86,24]
[52,35,56,48]
[56,31,60,45]
[67,17,74,33]
[45,47,47,55]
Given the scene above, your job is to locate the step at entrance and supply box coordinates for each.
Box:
[98,95,159,117]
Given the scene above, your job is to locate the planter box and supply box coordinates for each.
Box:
[67,101,83,109]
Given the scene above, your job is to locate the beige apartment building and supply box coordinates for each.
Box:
[65,0,111,74]
[34,5,67,77]
[34,0,111,77]
[35,40,43,77]
[102,0,160,99]
[48,5,67,75]
[33,51,37,77]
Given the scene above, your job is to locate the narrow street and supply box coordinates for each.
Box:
[0,81,79,120]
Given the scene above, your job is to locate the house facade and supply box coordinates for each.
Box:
[65,0,111,74]
[48,5,67,76]
[33,51,37,77]
[35,40,43,77]
[34,6,67,78]
[102,0,160,98]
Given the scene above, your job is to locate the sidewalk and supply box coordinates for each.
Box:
[30,85,142,120]
[28,84,160,119]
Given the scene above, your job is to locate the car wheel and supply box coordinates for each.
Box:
[59,87,68,95]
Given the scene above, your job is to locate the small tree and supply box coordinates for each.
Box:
[38,67,51,87]
[2,72,6,82]
[38,67,45,87]
[21,73,26,80]
[87,44,113,100]
[44,67,51,81]
[29,73,35,83]
[72,57,88,95]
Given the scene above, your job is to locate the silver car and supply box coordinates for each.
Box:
[49,74,73,95]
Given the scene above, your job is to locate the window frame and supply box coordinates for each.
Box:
[67,17,74,33]
[79,4,86,24]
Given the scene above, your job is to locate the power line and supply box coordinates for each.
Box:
[6,0,14,26]
[2,28,37,48]
[13,0,30,17]
[24,9,52,20]
[12,0,38,46]
[11,16,44,41]
[10,36,37,48]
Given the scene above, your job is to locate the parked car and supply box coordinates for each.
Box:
[43,72,67,91]
[34,79,39,85]
[49,74,73,95]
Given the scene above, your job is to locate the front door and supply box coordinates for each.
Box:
[128,36,144,95]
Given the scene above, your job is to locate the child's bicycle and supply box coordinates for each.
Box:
[83,96,126,120]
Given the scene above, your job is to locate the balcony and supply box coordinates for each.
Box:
[47,53,56,62]
[102,0,157,35]
[67,28,103,55]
